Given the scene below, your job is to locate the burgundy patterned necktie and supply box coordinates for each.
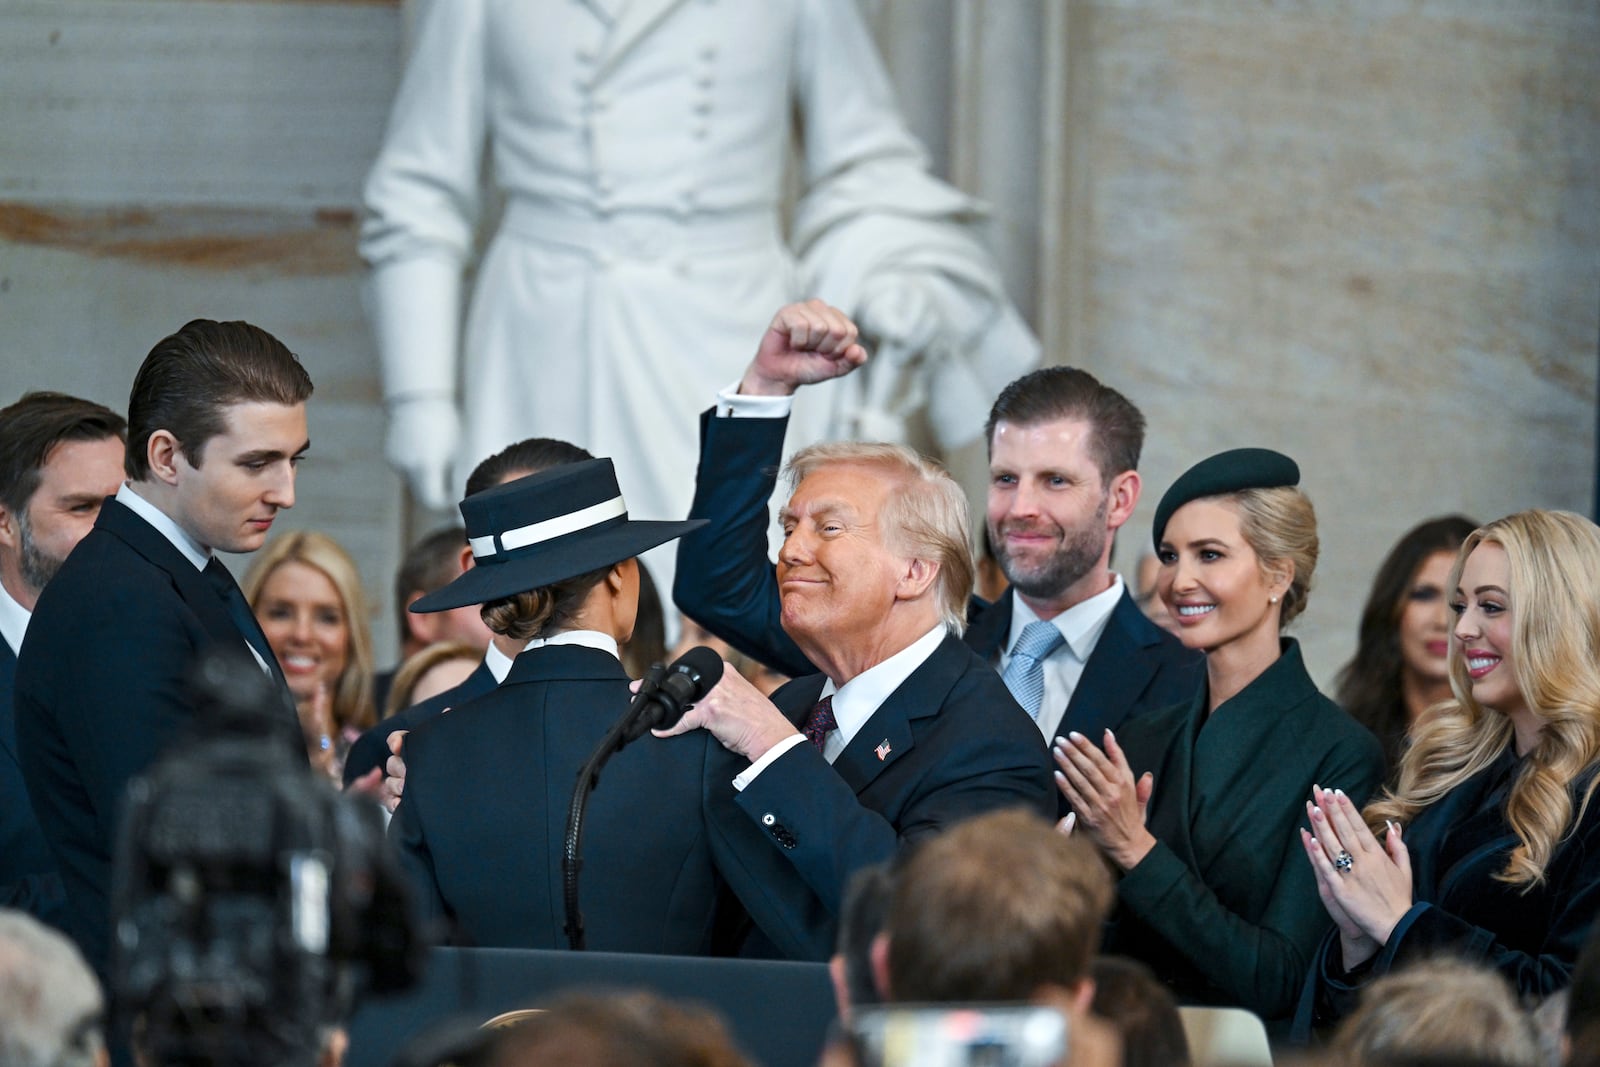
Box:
[802,695,837,751]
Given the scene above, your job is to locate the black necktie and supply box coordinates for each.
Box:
[204,557,279,678]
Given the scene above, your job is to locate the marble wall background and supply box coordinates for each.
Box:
[2,0,1595,684]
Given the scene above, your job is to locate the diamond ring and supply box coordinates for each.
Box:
[1334,849,1354,874]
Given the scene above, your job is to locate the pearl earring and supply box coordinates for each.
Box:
[1269,595,1279,604]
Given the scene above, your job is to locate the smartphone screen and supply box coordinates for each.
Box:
[849,1003,1068,1067]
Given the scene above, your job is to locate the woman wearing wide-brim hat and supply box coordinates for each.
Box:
[387,457,732,952]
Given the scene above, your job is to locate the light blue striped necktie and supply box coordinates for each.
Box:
[1001,620,1065,720]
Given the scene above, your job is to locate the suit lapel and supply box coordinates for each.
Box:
[1067,591,1161,737]
[96,500,282,685]
[830,635,966,795]
[594,0,693,79]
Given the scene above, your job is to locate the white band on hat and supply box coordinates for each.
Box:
[469,495,627,561]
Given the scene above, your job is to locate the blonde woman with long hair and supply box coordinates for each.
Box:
[1298,509,1600,1033]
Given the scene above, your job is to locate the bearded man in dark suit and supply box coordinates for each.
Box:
[0,392,126,927]
[15,319,312,973]
[659,301,1054,960]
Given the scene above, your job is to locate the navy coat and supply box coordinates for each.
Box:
[0,636,65,924]
[342,660,497,786]
[14,498,298,971]
[391,643,737,954]
[705,633,1055,961]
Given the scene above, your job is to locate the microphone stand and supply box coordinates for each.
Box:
[562,662,665,951]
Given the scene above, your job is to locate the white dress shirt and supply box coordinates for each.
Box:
[734,624,948,789]
[0,576,31,658]
[1000,576,1124,741]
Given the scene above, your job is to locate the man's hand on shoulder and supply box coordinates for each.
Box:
[652,663,800,763]
[738,299,868,398]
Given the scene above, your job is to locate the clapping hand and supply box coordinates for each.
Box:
[1299,784,1414,970]
[1052,729,1157,870]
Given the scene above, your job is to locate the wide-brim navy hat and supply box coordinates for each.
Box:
[1152,447,1300,550]
[410,458,705,612]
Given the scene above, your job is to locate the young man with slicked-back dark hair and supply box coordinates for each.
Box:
[0,392,126,928]
[15,319,313,975]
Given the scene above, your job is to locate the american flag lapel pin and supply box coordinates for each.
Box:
[875,739,892,761]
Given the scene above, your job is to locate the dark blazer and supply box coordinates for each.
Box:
[1105,640,1385,1028]
[342,660,498,786]
[0,636,65,925]
[391,643,735,954]
[1297,746,1600,1035]
[672,409,1203,751]
[14,498,297,972]
[705,633,1055,961]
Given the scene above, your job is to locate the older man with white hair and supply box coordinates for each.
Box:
[0,908,106,1067]
[661,301,1054,960]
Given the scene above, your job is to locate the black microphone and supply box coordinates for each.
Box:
[624,645,724,741]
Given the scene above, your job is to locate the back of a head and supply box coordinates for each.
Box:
[488,992,752,1067]
[0,908,105,1067]
[125,319,312,480]
[465,437,595,498]
[1089,956,1190,1067]
[1331,959,1540,1067]
[884,808,1113,1003]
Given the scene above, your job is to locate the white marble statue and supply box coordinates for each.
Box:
[360,0,1038,568]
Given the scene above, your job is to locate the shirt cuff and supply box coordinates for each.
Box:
[716,383,794,419]
[732,733,807,791]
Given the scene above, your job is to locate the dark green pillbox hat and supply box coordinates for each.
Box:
[1152,448,1300,550]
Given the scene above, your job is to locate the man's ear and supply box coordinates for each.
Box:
[146,429,184,487]
[0,502,17,552]
[1104,470,1141,532]
[895,558,940,603]
[404,592,440,645]
[869,932,893,1002]
[457,544,475,573]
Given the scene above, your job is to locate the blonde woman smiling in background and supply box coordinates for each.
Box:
[1298,509,1600,1034]
[244,531,376,778]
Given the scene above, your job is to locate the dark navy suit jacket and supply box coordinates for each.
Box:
[671,409,1203,775]
[704,633,1054,961]
[14,498,297,971]
[391,644,737,954]
[0,635,65,925]
[343,661,497,786]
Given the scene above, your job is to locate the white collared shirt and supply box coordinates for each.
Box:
[524,629,621,660]
[734,623,948,789]
[116,482,209,571]
[715,383,793,420]
[1001,575,1124,741]
[0,577,30,658]
[115,482,270,675]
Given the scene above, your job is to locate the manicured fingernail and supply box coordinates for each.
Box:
[1105,729,1115,739]
[1334,788,1345,798]
[1054,770,1066,781]
[1068,731,1084,742]
[1386,819,1396,834]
